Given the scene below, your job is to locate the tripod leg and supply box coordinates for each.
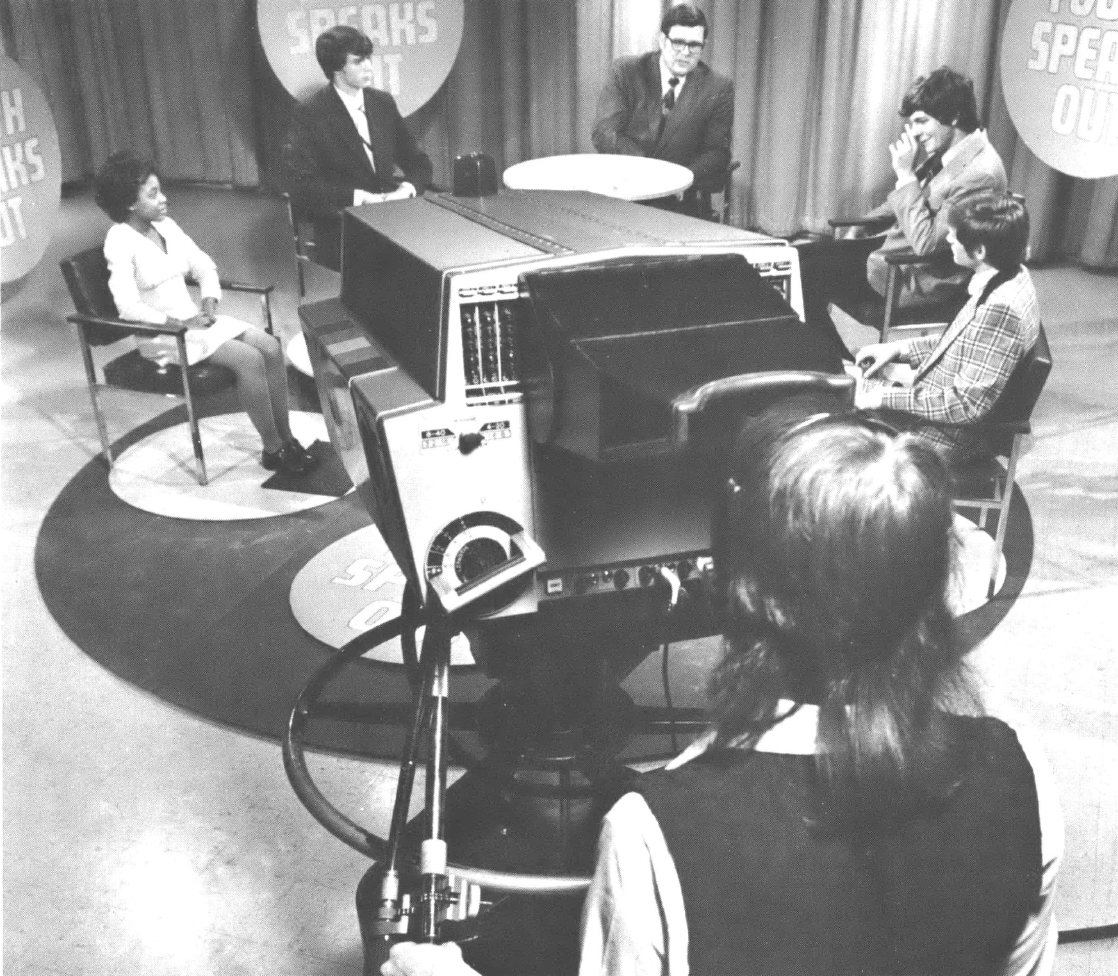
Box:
[358,592,439,969]
[357,864,397,976]
[419,620,453,942]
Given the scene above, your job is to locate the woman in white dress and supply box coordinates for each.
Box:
[94,152,316,475]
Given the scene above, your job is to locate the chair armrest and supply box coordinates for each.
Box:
[183,275,274,296]
[828,214,893,233]
[874,406,1030,439]
[181,276,275,335]
[965,418,1031,436]
[880,248,938,266]
[219,279,275,296]
[67,312,188,337]
[921,417,1031,436]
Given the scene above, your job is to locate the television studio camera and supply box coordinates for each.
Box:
[283,183,852,971]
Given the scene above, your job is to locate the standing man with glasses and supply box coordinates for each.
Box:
[592,3,734,217]
[284,25,432,272]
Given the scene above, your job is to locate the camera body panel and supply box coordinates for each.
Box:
[301,190,833,621]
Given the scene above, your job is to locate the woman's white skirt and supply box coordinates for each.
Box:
[137,314,249,367]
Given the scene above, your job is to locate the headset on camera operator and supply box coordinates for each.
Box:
[382,405,1063,976]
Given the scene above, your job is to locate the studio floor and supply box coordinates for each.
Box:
[3,187,1117,975]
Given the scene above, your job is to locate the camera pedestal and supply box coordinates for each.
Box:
[388,667,650,976]
[285,594,713,975]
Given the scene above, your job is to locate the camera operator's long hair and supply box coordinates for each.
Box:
[709,406,977,832]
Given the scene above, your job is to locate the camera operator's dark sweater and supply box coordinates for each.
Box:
[634,715,1043,976]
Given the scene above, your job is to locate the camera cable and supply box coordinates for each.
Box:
[659,567,683,756]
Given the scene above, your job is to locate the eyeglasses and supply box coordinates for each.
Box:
[667,38,705,54]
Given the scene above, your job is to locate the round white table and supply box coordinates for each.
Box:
[502,153,693,201]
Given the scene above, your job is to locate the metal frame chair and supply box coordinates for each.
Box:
[717,160,741,224]
[282,191,318,298]
[826,214,966,342]
[61,247,275,486]
[694,160,741,224]
[827,192,1029,343]
[935,325,1052,597]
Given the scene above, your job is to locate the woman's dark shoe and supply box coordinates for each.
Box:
[283,438,317,468]
[261,441,318,475]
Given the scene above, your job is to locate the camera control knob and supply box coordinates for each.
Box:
[638,566,656,588]
[458,432,484,454]
[613,569,629,590]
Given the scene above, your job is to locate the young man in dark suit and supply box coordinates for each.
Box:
[284,25,433,271]
[592,4,734,217]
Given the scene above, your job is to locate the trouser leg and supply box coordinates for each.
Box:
[794,236,884,360]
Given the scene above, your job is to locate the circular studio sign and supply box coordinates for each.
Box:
[1000,0,1118,179]
[0,54,61,284]
[257,0,465,116]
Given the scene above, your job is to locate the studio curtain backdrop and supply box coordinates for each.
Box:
[2,0,1114,267]
[3,0,260,186]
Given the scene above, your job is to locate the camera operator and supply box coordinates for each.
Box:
[383,406,1062,976]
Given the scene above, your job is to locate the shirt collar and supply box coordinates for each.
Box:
[659,60,686,98]
[666,700,818,769]
[943,128,985,169]
[751,702,818,754]
[333,83,366,113]
[967,265,998,297]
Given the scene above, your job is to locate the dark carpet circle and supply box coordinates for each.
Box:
[34,408,491,757]
[35,406,1032,758]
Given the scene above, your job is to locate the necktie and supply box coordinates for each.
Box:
[914,152,942,185]
[355,104,376,172]
[663,77,679,114]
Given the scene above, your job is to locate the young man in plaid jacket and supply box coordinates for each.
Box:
[853,192,1040,464]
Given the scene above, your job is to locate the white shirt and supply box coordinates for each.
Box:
[102,218,248,366]
[104,218,219,325]
[659,61,686,102]
[333,82,376,172]
[965,263,998,298]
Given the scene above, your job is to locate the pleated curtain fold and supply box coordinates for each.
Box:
[5,0,259,186]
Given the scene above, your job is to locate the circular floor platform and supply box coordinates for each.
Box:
[36,407,1033,758]
[108,410,348,520]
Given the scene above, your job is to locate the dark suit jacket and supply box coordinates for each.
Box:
[284,84,433,269]
[592,51,734,192]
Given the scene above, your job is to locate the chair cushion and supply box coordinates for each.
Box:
[103,349,236,397]
[983,329,1052,426]
[60,248,133,346]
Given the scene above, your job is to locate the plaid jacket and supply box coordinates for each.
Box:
[874,266,1041,463]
